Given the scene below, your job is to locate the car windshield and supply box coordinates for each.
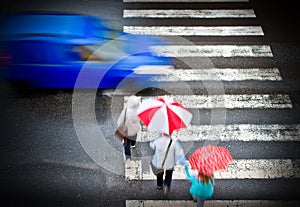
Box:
[74,36,130,62]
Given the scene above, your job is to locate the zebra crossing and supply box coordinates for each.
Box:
[122,0,299,206]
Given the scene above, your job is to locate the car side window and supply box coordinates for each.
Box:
[73,45,106,61]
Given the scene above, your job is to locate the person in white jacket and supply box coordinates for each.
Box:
[117,95,141,161]
[150,132,187,196]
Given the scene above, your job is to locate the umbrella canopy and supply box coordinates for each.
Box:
[188,145,233,176]
[137,97,192,135]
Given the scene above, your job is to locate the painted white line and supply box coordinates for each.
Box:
[126,94,293,109]
[137,124,300,142]
[124,26,264,36]
[125,159,300,180]
[123,9,256,18]
[150,45,273,57]
[126,200,300,207]
[151,68,282,81]
[124,0,249,2]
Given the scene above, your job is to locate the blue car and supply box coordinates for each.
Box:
[0,13,174,89]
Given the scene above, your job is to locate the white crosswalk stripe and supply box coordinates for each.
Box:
[137,124,300,142]
[151,68,282,81]
[125,159,300,180]
[150,45,273,57]
[123,9,256,18]
[125,94,293,109]
[124,26,264,36]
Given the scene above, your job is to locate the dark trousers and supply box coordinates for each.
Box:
[156,169,173,187]
[124,138,136,158]
[193,197,204,207]
[197,199,204,207]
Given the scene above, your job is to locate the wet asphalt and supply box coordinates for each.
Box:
[1,0,300,206]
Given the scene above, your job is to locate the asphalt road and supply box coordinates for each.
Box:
[1,0,300,206]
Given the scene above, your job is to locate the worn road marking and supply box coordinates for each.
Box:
[151,68,282,81]
[123,9,256,18]
[124,26,264,36]
[126,200,300,207]
[125,94,293,109]
[125,159,300,180]
[150,45,273,57]
[137,124,300,142]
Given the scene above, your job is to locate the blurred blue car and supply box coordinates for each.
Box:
[0,13,174,89]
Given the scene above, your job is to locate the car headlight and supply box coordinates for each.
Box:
[132,65,175,74]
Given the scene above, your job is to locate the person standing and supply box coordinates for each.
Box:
[184,167,214,207]
[150,132,187,196]
[117,95,141,161]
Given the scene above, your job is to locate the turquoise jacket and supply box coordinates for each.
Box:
[185,167,214,199]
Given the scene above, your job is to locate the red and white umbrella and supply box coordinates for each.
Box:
[137,97,193,135]
[188,145,233,176]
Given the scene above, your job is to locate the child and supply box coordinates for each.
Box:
[184,166,214,207]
